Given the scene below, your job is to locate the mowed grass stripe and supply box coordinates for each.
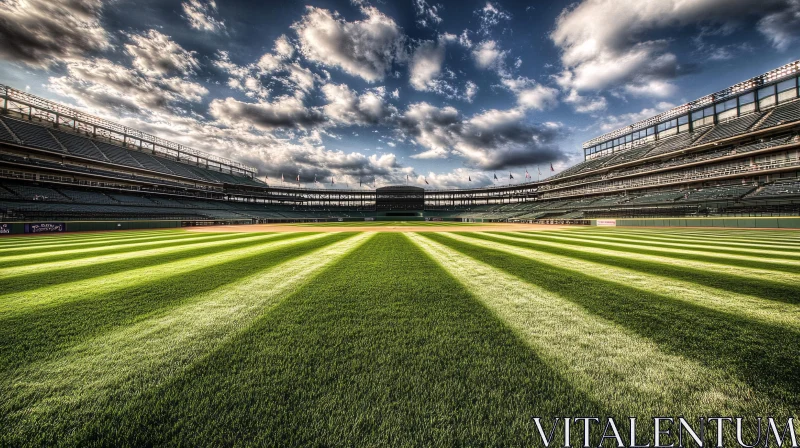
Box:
[0,232,278,280]
[0,232,342,372]
[0,231,259,267]
[544,231,800,258]
[482,232,800,303]
[0,232,322,315]
[584,229,800,249]
[599,228,800,245]
[579,229,800,252]
[495,231,800,287]
[0,233,371,446]
[409,232,771,417]
[426,232,800,407]
[0,233,297,297]
[454,232,800,325]
[0,230,181,248]
[72,233,608,447]
[508,231,800,271]
[0,230,208,255]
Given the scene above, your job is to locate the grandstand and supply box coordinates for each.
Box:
[1,60,799,230]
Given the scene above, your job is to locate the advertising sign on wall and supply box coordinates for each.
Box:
[0,223,10,234]
[596,219,617,227]
[24,223,66,233]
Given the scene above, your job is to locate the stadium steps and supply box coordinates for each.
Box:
[94,141,146,169]
[50,129,109,162]
[0,185,19,200]
[744,179,800,199]
[126,150,176,175]
[694,112,766,145]
[757,99,800,129]
[0,117,21,144]
[752,108,775,130]
[2,117,66,153]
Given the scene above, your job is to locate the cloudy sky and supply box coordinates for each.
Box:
[0,0,798,188]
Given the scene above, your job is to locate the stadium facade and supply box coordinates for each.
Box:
[1,61,799,232]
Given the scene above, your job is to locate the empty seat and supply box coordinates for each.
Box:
[50,130,107,161]
[1,118,64,152]
[94,141,144,168]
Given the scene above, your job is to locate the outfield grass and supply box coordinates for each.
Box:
[0,226,798,446]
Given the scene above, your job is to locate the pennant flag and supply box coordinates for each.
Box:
[425,178,429,185]
[538,166,541,176]
[550,163,555,172]
[331,177,335,185]
[314,174,318,184]
[469,176,472,182]
[525,169,531,179]
[359,177,362,187]
[493,173,498,180]
[281,173,284,182]
[509,172,514,179]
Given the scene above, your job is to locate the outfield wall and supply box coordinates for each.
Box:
[0,219,252,235]
[600,217,800,229]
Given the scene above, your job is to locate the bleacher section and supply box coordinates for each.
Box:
[695,112,764,144]
[0,115,264,188]
[3,118,64,152]
[758,100,800,129]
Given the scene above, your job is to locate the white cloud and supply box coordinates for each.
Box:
[182,0,225,33]
[758,0,800,50]
[551,0,800,96]
[209,96,324,131]
[472,40,507,75]
[563,89,607,114]
[321,83,396,125]
[458,29,473,48]
[292,5,405,82]
[409,41,446,90]
[413,0,443,28]
[501,77,559,111]
[274,34,295,59]
[48,58,208,116]
[400,103,566,169]
[125,30,199,78]
[464,81,479,102]
[623,79,677,98]
[0,0,109,68]
[476,2,511,35]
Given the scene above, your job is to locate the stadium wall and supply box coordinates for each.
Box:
[0,219,251,234]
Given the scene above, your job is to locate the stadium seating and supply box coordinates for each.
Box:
[758,99,800,129]
[1,118,64,152]
[747,179,800,198]
[695,112,764,145]
[50,129,108,161]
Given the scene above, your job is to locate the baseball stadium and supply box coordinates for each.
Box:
[1,0,799,446]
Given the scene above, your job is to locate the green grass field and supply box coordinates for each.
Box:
[1,226,798,446]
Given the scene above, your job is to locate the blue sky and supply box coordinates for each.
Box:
[0,0,798,188]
